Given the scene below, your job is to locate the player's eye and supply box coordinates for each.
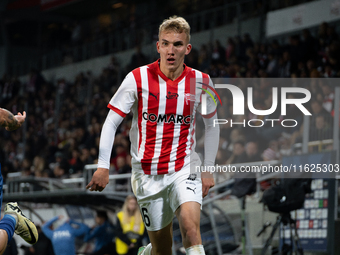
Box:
[174,42,183,47]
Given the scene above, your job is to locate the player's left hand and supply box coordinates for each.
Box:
[201,171,215,198]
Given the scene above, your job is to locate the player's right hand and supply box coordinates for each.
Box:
[86,168,109,192]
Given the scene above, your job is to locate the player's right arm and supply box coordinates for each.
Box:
[86,111,124,191]
[0,108,26,131]
[86,72,137,192]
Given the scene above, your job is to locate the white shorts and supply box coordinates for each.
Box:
[131,163,202,231]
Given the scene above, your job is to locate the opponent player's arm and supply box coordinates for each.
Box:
[83,224,103,242]
[0,108,26,131]
[86,110,124,191]
[42,216,59,239]
[69,220,90,237]
[201,113,219,197]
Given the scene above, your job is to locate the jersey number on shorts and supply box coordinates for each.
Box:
[141,207,151,227]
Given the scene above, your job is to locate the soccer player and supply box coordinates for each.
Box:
[86,16,219,255]
[0,108,38,255]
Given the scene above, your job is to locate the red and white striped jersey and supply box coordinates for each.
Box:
[108,60,216,175]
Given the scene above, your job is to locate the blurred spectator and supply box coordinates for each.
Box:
[211,40,226,65]
[185,47,199,69]
[115,196,145,255]
[278,51,293,77]
[84,211,116,254]
[79,147,95,167]
[31,156,46,177]
[321,83,335,112]
[71,21,83,46]
[68,149,84,174]
[225,141,245,164]
[226,37,236,61]
[115,156,131,187]
[111,143,128,170]
[266,51,279,77]
[310,100,332,123]
[128,46,148,71]
[309,115,333,141]
[198,44,210,72]
[262,140,280,161]
[42,215,89,255]
[239,141,263,162]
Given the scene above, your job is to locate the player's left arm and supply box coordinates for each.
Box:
[0,108,26,131]
[201,77,220,198]
[201,113,219,197]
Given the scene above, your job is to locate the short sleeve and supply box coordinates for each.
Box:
[108,72,137,117]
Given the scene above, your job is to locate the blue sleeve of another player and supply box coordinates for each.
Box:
[42,216,59,240]
[83,224,104,242]
[69,220,90,237]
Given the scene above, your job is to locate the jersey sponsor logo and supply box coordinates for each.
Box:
[142,112,193,124]
[166,91,179,99]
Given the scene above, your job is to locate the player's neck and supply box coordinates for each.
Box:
[159,62,184,81]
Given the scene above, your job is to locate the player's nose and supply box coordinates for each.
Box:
[168,44,175,53]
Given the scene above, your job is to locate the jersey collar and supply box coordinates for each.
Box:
[153,59,190,84]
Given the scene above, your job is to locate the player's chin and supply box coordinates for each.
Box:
[166,62,176,68]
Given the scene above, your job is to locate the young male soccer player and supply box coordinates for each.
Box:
[0,108,38,255]
[87,16,219,255]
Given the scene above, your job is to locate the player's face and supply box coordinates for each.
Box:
[157,31,192,75]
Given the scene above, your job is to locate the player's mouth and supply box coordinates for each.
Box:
[167,57,175,64]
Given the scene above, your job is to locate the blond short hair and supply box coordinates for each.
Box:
[159,16,191,42]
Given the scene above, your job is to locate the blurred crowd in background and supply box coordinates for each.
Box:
[6,196,145,255]
[0,20,338,185]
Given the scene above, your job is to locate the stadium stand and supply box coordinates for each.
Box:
[1,0,339,254]
[1,20,338,184]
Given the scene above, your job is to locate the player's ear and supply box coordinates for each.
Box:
[156,41,160,53]
[185,44,192,55]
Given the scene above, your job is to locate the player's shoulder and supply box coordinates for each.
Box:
[123,65,147,82]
